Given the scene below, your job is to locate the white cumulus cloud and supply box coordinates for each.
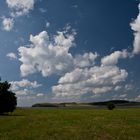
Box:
[74,52,98,68]
[2,17,14,31]
[101,50,128,66]
[130,3,140,55]
[10,79,42,91]
[52,66,128,97]
[18,28,99,77]
[17,26,130,99]
[18,29,75,77]
[6,0,35,17]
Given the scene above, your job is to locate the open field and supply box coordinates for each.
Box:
[0,108,140,140]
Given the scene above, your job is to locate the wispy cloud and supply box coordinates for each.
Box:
[39,8,47,13]
[46,22,50,28]
[6,52,17,60]
[2,17,14,31]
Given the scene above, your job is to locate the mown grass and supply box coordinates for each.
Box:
[0,108,140,140]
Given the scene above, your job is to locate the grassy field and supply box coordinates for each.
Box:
[0,108,140,140]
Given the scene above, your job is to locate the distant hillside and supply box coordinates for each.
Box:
[32,103,60,107]
[89,100,140,106]
[32,100,140,108]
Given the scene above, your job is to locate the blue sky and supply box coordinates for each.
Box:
[0,0,140,106]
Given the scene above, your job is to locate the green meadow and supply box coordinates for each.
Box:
[0,108,140,140]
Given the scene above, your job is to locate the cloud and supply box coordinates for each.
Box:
[17,26,129,99]
[15,89,33,96]
[124,84,133,91]
[18,29,75,77]
[10,79,42,99]
[2,17,14,31]
[119,94,127,98]
[72,5,78,9]
[52,66,128,97]
[74,52,98,68]
[17,2,140,100]
[93,87,113,94]
[114,86,122,91]
[46,22,50,28]
[10,79,41,91]
[2,0,36,32]
[101,2,140,59]
[130,3,140,55]
[135,95,140,101]
[39,8,47,13]
[36,93,44,97]
[101,50,128,66]
[18,27,99,78]
[6,0,35,17]
[6,52,17,60]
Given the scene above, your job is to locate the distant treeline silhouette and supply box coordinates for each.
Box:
[32,100,140,108]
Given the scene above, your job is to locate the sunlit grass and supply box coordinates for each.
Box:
[0,108,139,140]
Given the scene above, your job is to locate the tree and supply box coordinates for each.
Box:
[107,102,115,110]
[0,81,17,114]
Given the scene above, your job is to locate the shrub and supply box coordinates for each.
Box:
[107,102,115,110]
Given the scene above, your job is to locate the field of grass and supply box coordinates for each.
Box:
[0,108,140,140]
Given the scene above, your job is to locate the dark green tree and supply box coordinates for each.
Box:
[0,81,17,114]
[107,102,115,110]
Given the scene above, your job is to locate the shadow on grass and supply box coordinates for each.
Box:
[0,113,24,117]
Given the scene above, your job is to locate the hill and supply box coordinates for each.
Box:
[32,100,140,108]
